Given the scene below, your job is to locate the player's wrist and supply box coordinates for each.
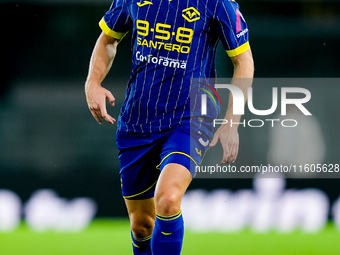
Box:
[222,113,242,129]
[85,78,102,93]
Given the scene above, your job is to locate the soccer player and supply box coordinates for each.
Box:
[85,0,254,254]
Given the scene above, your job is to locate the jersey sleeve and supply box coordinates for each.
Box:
[214,0,250,57]
[99,0,132,40]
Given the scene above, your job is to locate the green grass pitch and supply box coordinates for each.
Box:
[0,219,339,255]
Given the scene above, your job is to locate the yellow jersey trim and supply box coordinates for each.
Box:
[99,18,128,40]
[156,152,198,169]
[226,42,250,58]
[123,180,157,199]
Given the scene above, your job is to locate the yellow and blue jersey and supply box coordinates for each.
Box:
[100,0,250,133]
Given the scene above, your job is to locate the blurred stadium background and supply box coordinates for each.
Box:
[0,0,340,254]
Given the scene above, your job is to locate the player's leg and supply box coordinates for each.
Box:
[151,163,192,255]
[125,198,156,255]
[116,130,164,254]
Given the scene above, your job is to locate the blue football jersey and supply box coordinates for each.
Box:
[100,0,250,133]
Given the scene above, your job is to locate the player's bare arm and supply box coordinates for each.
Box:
[85,32,119,124]
[210,48,254,164]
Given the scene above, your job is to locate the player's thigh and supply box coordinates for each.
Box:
[158,120,213,178]
[125,198,156,237]
[117,131,163,200]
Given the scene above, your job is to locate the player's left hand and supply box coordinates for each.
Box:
[209,124,239,164]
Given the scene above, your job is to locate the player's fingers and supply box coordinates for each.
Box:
[106,91,116,106]
[99,105,115,124]
[228,148,237,163]
[103,113,116,124]
[232,143,239,162]
[228,145,238,163]
[98,102,115,124]
[209,133,219,147]
[90,109,102,124]
[220,144,230,164]
[220,155,229,164]
[99,103,109,118]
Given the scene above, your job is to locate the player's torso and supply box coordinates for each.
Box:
[119,0,224,132]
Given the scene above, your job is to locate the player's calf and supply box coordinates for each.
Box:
[125,198,155,255]
[131,231,152,255]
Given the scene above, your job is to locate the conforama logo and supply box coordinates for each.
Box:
[182,7,200,22]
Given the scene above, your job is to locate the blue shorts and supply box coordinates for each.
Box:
[116,119,213,200]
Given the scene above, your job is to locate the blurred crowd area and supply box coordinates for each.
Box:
[0,0,339,218]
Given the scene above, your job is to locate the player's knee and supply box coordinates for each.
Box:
[130,215,154,238]
[155,191,181,216]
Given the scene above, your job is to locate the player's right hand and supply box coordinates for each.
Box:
[85,84,116,124]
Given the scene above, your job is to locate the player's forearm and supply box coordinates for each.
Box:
[224,49,254,125]
[85,33,118,91]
